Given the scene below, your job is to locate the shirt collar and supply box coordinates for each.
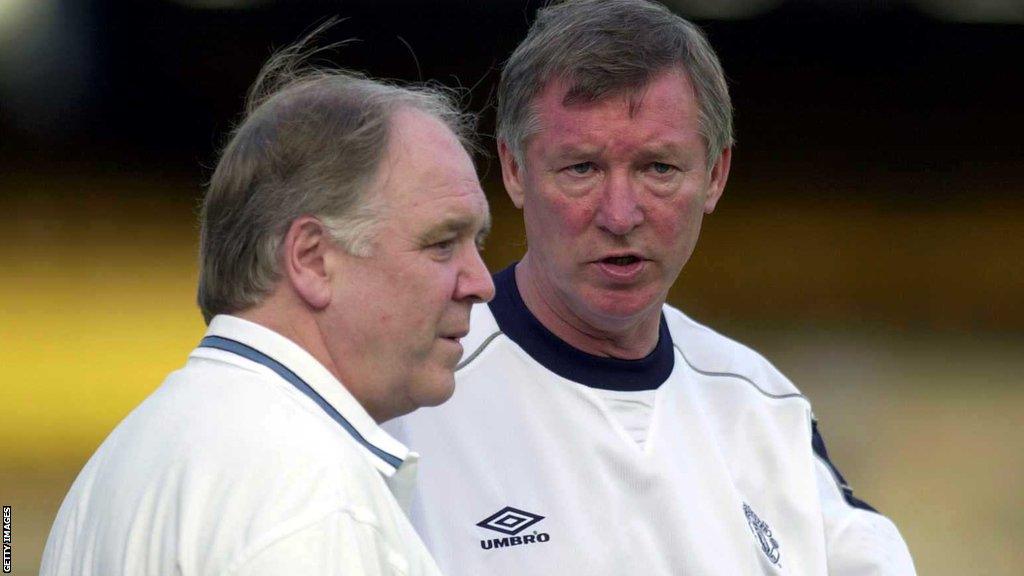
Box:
[193,314,413,478]
[488,263,674,391]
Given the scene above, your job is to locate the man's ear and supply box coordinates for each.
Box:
[498,139,526,209]
[282,216,333,310]
[703,146,732,214]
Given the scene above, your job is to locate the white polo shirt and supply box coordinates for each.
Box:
[41,315,443,576]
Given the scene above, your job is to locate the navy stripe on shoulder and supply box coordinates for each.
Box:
[199,335,403,470]
[812,420,879,514]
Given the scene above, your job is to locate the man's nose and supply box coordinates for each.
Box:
[456,245,495,304]
[594,171,644,236]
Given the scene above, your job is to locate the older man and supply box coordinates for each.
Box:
[40,34,493,576]
[388,1,915,574]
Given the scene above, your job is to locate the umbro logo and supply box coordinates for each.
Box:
[477,506,551,550]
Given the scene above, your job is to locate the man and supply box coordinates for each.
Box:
[387,0,916,574]
[40,35,494,575]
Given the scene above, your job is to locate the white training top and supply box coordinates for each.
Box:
[386,265,916,576]
[41,315,443,576]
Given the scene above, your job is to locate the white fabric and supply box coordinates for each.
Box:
[41,315,443,576]
[387,303,916,575]
[589,388,657,446]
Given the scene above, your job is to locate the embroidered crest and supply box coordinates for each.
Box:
[743,503,781,566]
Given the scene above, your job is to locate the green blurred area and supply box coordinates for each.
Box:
[1,171,1022,575]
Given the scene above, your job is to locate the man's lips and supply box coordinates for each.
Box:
[440,329,469,340]
[595,253,644,266]
[593,253,647,280]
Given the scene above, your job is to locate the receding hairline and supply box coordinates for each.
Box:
[354,104,490,252]
[370,104,482,204]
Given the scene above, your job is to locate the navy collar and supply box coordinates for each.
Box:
[488,263,674,391]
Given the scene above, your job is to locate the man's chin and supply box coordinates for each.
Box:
[411,373,457,409]
[580,286,664,324]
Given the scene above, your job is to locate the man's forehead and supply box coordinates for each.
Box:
[536,67,692,113]
[525,69,700,152]
[530,72,695,134]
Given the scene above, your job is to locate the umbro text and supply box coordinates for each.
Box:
[480,532,550,550]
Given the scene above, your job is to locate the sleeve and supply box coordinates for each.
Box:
[228,507,410,576]
[812,419,917,575]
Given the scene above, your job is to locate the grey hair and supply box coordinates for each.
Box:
[497,0,734,170]
[197,23,476,324]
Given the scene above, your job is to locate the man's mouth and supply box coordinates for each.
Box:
[594,254,646,280]
[441,329,469,341]
[600,255,642,266]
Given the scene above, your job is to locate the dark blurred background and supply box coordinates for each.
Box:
[2,1,1022,574]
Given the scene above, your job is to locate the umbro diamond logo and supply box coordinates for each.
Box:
[477,506,544,535]
[477,506,551,550]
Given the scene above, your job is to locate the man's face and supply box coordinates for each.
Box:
[325,108,493,422]
[501,68,730,334]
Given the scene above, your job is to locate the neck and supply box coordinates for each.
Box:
[236,300,391,422]
[515,257,662,359]
[235,301,334,374]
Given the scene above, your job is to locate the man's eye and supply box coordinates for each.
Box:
[567,162,594,175]
[649,162,674,174]
[430,239,455,253]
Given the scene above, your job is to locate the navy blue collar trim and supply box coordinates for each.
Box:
[488,263,674,391]
[198,335,404,470]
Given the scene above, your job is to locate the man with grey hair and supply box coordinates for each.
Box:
[40,33,493,576]
[388,1,916,574]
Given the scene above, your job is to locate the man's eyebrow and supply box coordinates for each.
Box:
[420,211,492,241]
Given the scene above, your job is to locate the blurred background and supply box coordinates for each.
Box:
[1,0,1021,573]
